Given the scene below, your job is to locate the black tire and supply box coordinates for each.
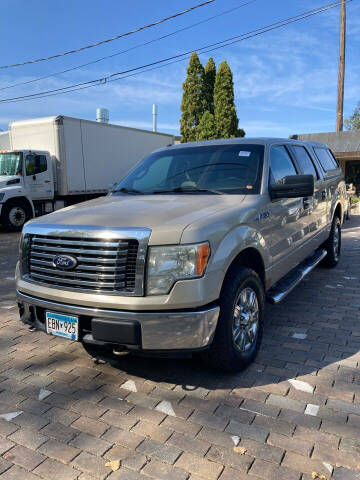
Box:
[201,267,264,373]
[1,200,31,231]
[321,215,341,268]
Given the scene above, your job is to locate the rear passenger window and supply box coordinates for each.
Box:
[292,146,318,179]
[314,148,338,171]
[270,146,297,184]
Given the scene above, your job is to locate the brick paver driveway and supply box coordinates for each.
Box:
[0,216,360,480]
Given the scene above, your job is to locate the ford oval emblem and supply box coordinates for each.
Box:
[53,254,78,270]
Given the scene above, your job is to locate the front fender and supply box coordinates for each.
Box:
[211,224,269,275]
[1,189,35,217]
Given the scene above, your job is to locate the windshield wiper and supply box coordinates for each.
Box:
[152,186,221,195]
[114,187,144,195]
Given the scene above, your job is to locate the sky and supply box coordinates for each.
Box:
[1,0,359,137]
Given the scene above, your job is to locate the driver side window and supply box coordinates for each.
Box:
[270,146,297,185]
[25,155,47,176]
[132,155,172,190]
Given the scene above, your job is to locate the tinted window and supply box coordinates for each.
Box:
[314,148,338,171]
[270,146,297,184]
[292,146,318,179]
[36,155,47,173]
[25,155,47,176]
[113,144,265,195]
[132,155,172,190]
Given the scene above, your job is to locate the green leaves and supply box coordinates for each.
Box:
[180,53,245,142]
[214,60,239,139]
[180,52,206,143]
[196,110,217,140]
[345,106,360,131]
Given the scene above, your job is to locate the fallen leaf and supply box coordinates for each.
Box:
[106,460,120,472]
[312,473,326,480]
[233,446,247,454]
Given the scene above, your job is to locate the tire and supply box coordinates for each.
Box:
[321,215,341,268]
[201,267,264,373]
[1,200,31,231]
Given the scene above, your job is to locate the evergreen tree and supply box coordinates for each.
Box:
[196,111,217,140]
[180,52,206,142]
[214,61,239,138]
[204,58,216,114]
[345,105,360,130]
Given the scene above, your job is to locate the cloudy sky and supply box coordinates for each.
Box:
[1,0,359,137]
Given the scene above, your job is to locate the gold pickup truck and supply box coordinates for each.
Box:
[16,138,347,371]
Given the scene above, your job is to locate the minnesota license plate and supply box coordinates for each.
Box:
[45,312,78,341]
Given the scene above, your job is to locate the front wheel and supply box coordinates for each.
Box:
[1,201,31,231]
[321,215,341,268]
[201,267,264,372]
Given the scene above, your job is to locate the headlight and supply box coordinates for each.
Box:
[147,242,210,295]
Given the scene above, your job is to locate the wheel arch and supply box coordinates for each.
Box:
[333,202,342,223]
[3,196,34,218]
[222,247,266,292]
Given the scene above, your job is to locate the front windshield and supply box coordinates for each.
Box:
[0,152,23,176]
[113,144,264,195]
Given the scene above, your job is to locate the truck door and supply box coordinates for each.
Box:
[24,153,54,200]
[267,145,305,272]
[289,145,326,247]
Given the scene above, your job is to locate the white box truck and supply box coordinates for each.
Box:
[0,116,174,230]
[0,131,10,150]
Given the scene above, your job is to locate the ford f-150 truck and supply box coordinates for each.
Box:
[16,138,347,371]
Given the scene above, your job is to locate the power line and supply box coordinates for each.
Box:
[0,0,215,70]
[0,0,351,104]
[0,0,257,92]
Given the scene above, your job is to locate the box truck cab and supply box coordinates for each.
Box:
[0,116,174,230]
[0,150,54,229]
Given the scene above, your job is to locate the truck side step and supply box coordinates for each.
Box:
[266,249,327,304]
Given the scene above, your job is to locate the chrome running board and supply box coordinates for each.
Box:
[266,249,327,304]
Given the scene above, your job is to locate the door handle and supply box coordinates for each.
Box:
[44,180,51,183]
[321,190,327,200]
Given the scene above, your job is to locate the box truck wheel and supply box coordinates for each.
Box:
[1,200,32,231]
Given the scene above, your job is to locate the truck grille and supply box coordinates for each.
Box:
[26,234,139,293]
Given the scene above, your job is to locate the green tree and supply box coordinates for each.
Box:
[180,52,206,142]
[204,58,216,114]
[345,106,360,130]
[196,111,217,140]
[214,60,239,138]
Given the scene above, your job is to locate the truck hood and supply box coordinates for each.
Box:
[29,194,245,244]
[0,175,20,189]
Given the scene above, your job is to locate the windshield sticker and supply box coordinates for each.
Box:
[246,185,253,190]
[238,151,251,157]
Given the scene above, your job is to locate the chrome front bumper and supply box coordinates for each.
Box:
[17,291,219,351]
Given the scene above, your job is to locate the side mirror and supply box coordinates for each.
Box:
[270,175,314,200]
[32,174,36,180]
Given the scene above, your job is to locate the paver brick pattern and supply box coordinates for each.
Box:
[0,216,359,479]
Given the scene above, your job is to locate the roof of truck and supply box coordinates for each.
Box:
[9,115,174,138]
[161,137,328,151]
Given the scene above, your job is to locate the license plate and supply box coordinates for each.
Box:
[45,312,78,341]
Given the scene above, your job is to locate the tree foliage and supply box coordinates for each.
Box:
[204,58,216,114]
[345,106,360,131]
[180,52,206,143]
[196,111,217,140]
[214,60,239,138]
[180,54,244,142]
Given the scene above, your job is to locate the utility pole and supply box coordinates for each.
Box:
[336,0,346,132]
[152,104,158,132]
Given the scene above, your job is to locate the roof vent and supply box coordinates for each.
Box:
[96,108,109,123]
